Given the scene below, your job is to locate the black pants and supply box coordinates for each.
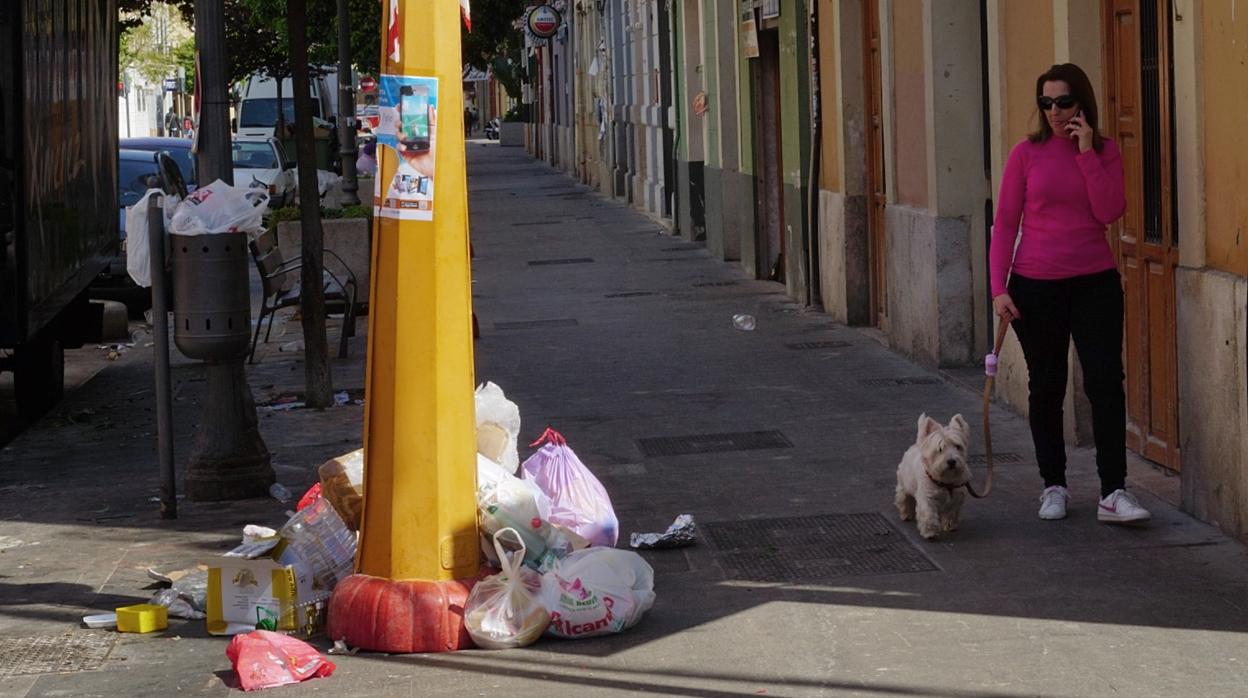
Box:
[1008,269,1126,497]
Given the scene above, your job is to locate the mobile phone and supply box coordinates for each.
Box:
[398,85,431,152]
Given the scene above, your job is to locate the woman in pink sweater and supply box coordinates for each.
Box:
[991,63,1150,525]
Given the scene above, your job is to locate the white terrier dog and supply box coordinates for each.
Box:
[894,413,972,539]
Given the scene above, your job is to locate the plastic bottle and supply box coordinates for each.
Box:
[279,497,357,590]
[732,314,756,331]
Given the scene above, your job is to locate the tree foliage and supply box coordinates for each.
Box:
[461,0,528,98]
[118,2,195,85]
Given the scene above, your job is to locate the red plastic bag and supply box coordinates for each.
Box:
[296,483,322,511]
[226,630,335,691]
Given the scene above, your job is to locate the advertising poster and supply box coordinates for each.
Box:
[375,74,439,220]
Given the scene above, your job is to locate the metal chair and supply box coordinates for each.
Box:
[248,228,358,363]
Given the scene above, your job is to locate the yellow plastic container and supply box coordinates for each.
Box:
[115,604,168,633]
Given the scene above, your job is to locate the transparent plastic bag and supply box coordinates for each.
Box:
[169,179,268,236]
[475,382,522,473]
[522,429,619,547]
[464,528,551,649]
[226,630,335,691]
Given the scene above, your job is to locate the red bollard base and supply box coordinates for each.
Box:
[326,573,482,653]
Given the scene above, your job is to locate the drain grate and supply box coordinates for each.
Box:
[858,377,942,387]
[786,340,852,350]
[527,257,595,266]
[0,633,116,677]
[692,280,740,287]
[968,452,1023,465]
[660,246,699,252]
[494,318,579,330]
[637,430,792,457]
[703,513,938,582]
[604,291,658,298]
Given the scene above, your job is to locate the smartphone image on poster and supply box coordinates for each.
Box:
[399,85,431,153]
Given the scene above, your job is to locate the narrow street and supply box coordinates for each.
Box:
[1,142,1246,697]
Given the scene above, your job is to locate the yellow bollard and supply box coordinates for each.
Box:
[327,0,481,653]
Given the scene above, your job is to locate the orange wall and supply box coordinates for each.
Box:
[818,0,841,192]
[1002,1,1054,150]
[892,0,927,208]
[1202,3,1248,275]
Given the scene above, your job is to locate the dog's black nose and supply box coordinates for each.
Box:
[946,459,958,469]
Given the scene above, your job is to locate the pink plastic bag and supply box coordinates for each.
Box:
[521,429,619,547]
[226,630,335,691]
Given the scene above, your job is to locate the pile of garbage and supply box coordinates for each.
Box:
[466,382,657,648]
[91,381,689,689]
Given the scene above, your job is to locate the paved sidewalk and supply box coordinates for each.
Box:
[1,142,1246,697]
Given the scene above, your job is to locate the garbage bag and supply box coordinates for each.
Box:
[124,188,177,287]
[475,382,522,473]
[522,429,619,547]
[477,454,587,570]
[226,630,335,691]
[540,547,655,639]
[318,449,364,530]
[169,179,268,236]
[464,528,551,649]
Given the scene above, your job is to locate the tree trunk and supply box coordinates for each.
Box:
[276,75,286,141]
[287,0,334,408]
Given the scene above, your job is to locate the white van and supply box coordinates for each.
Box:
[235,72,333,136]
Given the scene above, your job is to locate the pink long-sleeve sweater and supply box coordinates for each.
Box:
[990,135,1126,297]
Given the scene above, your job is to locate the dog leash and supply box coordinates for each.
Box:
[965,319,1012,499]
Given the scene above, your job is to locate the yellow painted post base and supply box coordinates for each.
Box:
[327,573,484,653]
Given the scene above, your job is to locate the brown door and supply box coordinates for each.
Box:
[863,0,887,326]
[753,29,785,282]
[1102,0,1180,470]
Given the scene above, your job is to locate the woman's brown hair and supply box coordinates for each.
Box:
[1028,63,1105,152]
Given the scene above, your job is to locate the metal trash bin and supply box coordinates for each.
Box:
[172,232,252,361]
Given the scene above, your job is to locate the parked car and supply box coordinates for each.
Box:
[356,104,380,132]
[119,136,198,190]
[232,135,297,208]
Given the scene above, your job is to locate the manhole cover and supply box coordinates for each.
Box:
[0,633,115,677]
[703,513,938,582]
[786,341,852,350]
[527,257,595,265]
[637,430,792,457]
[692,280,740,287]
[494,318,579,330]
[859,377,942,387]
[968,452,1023,465]
[604,291,658,298]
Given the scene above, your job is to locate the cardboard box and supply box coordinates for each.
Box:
[205,557,329,637]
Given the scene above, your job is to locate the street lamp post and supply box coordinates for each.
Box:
[327,0,480,653]
[186,0,275,501]
[337,0,360,205]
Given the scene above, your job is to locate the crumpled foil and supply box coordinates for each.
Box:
[629,514,697,550]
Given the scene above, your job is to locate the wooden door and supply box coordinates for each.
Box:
[1103,0,1180,469]
[863,0,887,326]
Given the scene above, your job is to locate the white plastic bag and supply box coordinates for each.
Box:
[125,188,176,287]
[475,382,522,473]
[464,528,551,649]
[540,547,655,639]
[169,179,269,236]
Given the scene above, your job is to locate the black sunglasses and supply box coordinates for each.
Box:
[1037,94,1077,111]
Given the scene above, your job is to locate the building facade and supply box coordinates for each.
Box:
[522,0,1248,543]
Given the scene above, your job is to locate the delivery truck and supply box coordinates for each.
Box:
[1,0,119,419]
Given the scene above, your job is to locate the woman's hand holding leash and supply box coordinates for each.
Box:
[993,293,1021,322]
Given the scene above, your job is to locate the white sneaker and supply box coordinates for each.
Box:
[1038,485,1069,520]
[1098,489,1151,525]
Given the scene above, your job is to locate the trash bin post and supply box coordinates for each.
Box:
[148,194,176,520]
[326,0,480,653]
